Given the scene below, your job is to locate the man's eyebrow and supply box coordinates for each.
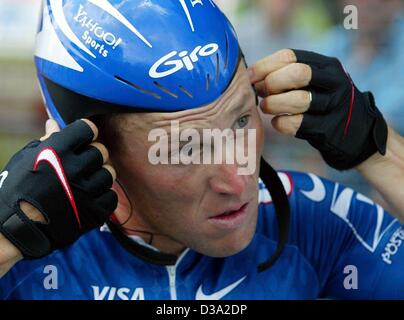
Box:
[232,101,247,114]
[252,84,259,106]
[232,87,256,114]
[167,127,205,137]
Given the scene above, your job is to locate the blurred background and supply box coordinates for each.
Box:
[0,0,403,208]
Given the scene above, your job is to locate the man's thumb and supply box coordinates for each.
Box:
[40,119,61,141]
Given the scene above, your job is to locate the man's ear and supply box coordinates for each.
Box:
[111,181,132,222]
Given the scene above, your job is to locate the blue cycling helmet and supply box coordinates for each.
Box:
[35,0,241,128]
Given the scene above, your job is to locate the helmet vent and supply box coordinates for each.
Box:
[224,32,229,70]
[114,75,161,99]
[153,81,178,98]
[206,73,211,91]
[178,85,193,98]
[215,53,220,83]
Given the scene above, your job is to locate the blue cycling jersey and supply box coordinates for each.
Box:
[1,171,403,300]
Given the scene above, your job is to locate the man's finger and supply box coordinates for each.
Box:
[89,142,110,164]
[260,90,311,115]
[271,114,303,136]
[103,164,117,182]
[263,63,312,95]
[248,49,297,84]
[59,119,99,150]
[254,80,268,97]
[81,119,99,142]
[46,119,60,135]
[80,165,117,195]
[40,119,61,141]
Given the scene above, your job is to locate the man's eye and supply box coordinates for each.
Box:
[235,115,250,129]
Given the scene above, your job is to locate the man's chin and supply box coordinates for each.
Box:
[205,240,253,258]
[210,209,258,257]
[197,223,257,258]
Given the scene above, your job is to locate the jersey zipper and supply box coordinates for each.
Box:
[165,248,190,300]
[166,266,177,300]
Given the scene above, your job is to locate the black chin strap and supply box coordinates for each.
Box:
[257,157,291,272]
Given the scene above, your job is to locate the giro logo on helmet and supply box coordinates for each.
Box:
[149,43,219,79]
[190,0,204,7]
[74,4,124,58]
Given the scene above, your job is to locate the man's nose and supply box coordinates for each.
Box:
[209,164,247,196]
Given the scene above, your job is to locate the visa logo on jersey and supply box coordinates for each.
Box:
[149,43,219,78]
[92,285,145,300]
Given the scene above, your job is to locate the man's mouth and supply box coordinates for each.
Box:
[208,202,250,230]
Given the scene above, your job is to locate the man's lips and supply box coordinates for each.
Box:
[210,202,249,219]
[207,202,251,230]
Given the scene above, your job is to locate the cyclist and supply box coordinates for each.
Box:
[0,0,403,299]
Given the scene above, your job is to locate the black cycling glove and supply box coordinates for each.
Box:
[0,120,118,259]
[293,50,388,170]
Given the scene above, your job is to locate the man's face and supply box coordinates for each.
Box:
[111,63,264,257]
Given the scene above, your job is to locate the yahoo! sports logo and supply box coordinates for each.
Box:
[35,0,153,72]
[149,43,219,79]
